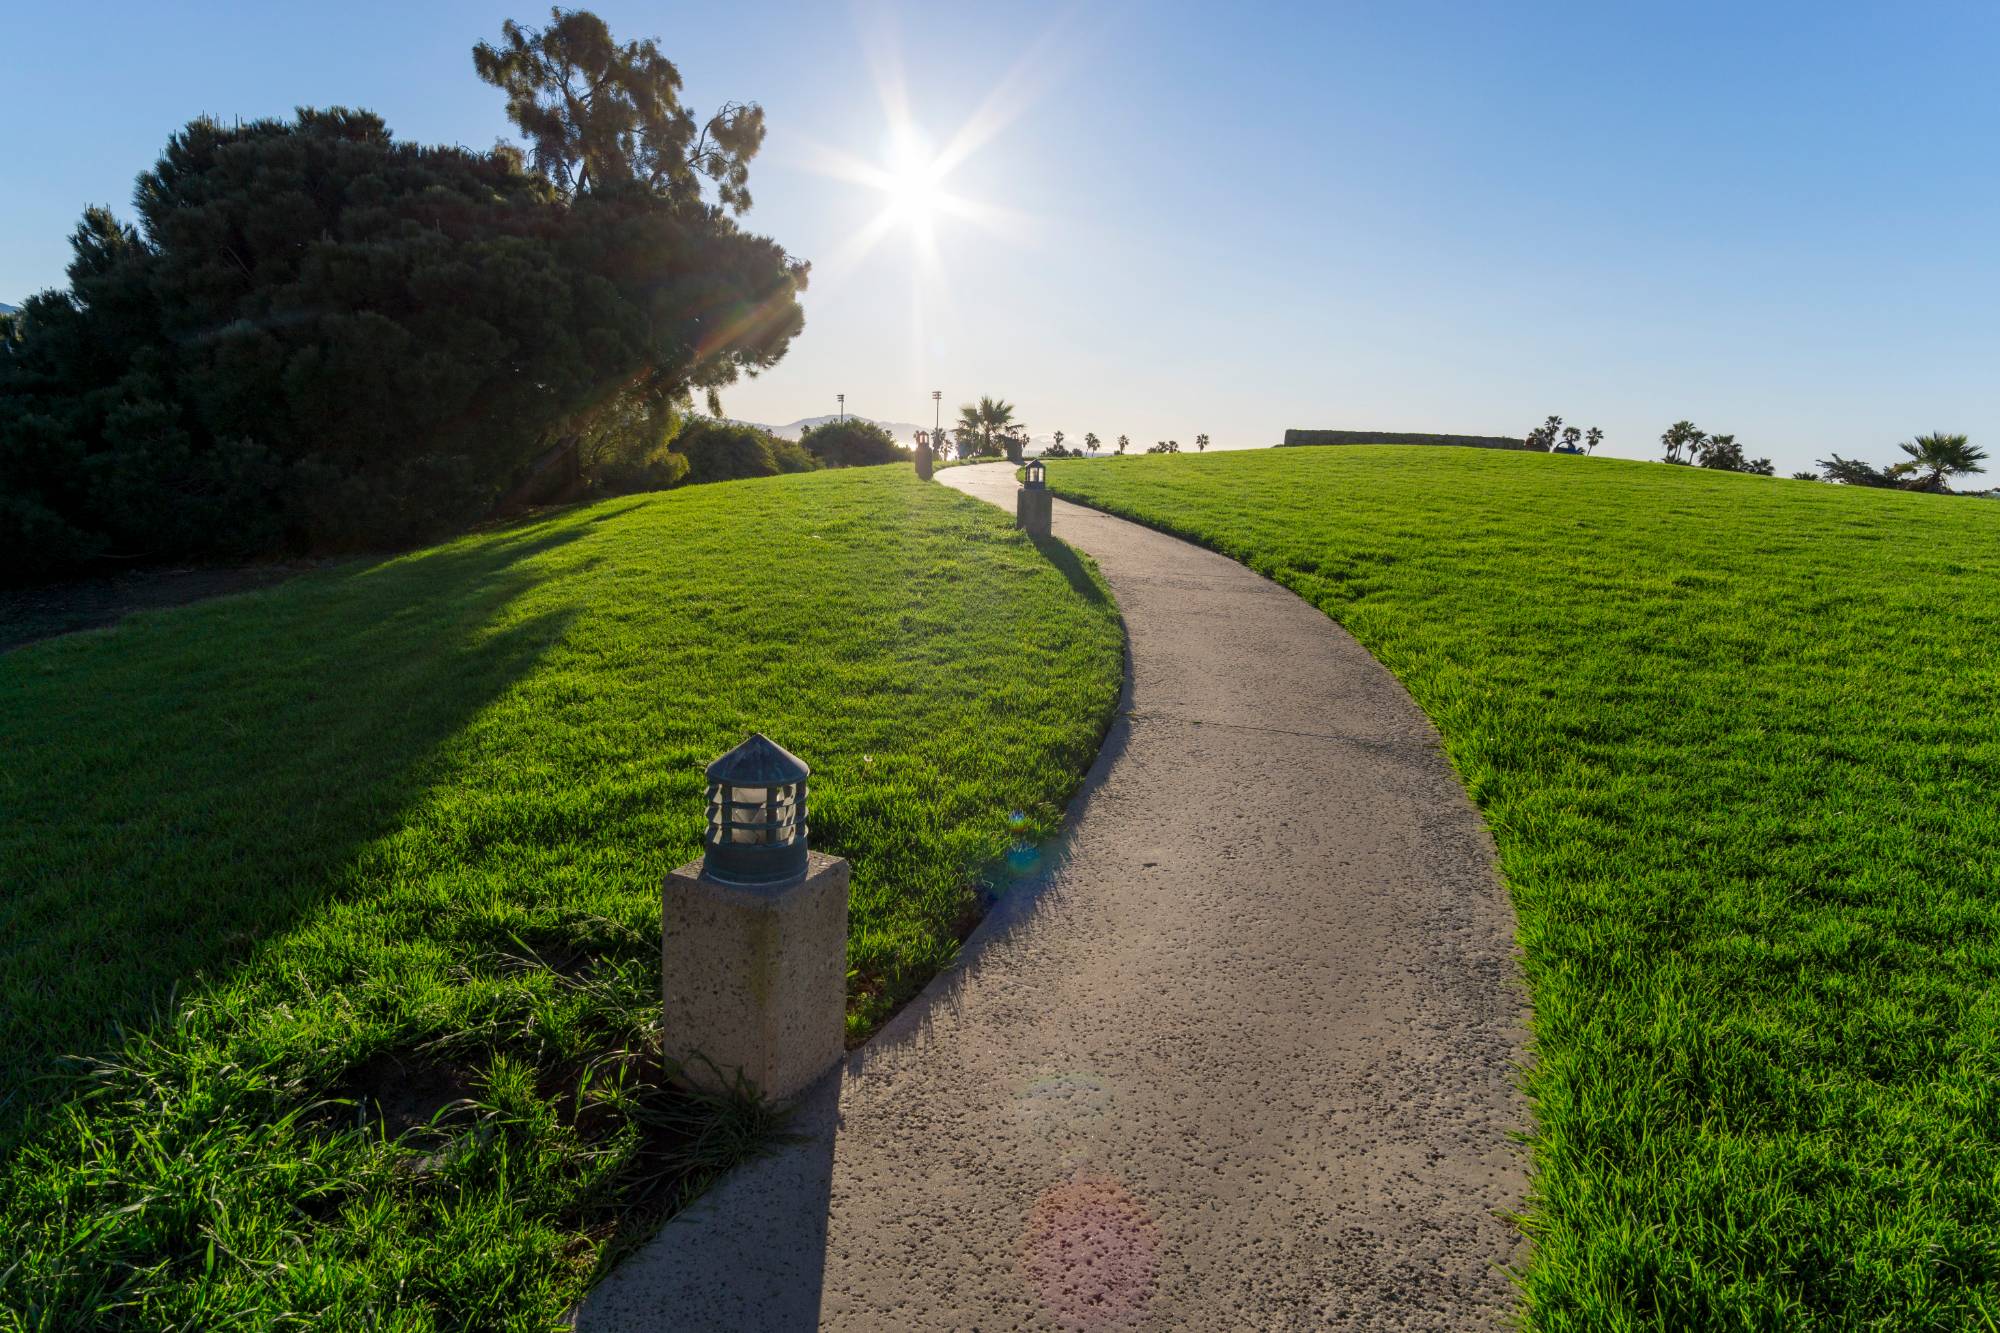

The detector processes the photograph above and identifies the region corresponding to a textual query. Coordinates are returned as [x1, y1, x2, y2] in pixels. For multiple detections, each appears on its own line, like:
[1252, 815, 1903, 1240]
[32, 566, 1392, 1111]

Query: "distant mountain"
[0, 303, 17, 315]
[774, 415, 931, 445]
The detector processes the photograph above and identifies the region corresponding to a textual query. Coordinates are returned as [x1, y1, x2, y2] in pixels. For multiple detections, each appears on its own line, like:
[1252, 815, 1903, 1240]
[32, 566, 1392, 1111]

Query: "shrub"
[672, 419, 798, 484]
[799, 419, 905, 468]
[769, 436, 819, 474]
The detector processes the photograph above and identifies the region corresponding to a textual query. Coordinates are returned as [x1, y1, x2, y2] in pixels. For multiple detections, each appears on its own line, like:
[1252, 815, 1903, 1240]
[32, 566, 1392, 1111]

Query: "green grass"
[1046, 448, 2000, 1331]
[0, 466, 1122, 1330]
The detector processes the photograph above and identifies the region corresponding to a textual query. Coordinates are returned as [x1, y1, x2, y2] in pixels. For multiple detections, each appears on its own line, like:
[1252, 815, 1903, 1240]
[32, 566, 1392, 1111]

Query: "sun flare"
[882, 142, 945, 227]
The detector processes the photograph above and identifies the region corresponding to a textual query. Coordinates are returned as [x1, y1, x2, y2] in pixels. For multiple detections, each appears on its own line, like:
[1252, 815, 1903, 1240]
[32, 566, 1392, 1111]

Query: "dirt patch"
[341, 1051, 479, 1139]
[1, 562, 321, 652]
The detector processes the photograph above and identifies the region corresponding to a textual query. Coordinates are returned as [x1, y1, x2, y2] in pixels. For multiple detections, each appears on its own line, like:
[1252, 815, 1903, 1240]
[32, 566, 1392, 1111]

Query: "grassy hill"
[1045, 448, 2000, 1330]
[0, 467, 1122, 1327]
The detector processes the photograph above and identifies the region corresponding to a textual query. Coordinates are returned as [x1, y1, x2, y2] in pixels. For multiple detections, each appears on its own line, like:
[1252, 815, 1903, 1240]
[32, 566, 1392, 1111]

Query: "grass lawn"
[1046, 447, 2000, 1331]
[0, 466, 1122, 1330]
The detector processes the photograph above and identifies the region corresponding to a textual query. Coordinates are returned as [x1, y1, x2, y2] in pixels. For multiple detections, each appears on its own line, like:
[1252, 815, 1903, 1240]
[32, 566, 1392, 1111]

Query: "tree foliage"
[671, 419, 812, 484]
[954, 395, 1017, 458]
[798, 418, 905, 468]
[1816, 454, 1900, 488]
[1816, 435, 1987, 493]
[1895, 432, 1987, 492]
[1, 56, 804, 579]
[474, 7, 764, 211]
[1660, 420, 1703, 465]
[1657, 421, 1772, 475]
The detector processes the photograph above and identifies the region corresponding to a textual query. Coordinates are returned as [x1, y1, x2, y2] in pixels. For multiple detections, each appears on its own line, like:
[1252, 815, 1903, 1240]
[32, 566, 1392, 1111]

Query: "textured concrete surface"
[578, 463, 1529, 1331]
[662, 852, 850, 1103]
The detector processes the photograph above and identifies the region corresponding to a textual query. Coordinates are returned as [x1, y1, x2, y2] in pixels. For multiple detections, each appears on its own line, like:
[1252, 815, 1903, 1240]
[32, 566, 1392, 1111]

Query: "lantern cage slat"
[702, 733, 811, 883]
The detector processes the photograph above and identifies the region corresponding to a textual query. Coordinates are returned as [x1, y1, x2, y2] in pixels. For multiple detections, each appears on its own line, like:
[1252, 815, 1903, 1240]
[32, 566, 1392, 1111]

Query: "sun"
[791, 29, 1056, 290]
[883, 157, 943, 226]
[878, 130, 947, 228]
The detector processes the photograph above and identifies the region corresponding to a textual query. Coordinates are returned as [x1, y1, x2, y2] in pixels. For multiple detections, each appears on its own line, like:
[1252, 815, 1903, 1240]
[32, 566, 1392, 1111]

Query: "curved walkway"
[580, 463, 1528, 1330]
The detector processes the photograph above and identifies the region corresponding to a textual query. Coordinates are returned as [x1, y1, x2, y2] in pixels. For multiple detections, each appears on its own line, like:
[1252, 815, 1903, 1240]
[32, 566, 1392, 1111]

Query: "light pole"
[837, 393, 845, 422]
[931, 389, 941, 439]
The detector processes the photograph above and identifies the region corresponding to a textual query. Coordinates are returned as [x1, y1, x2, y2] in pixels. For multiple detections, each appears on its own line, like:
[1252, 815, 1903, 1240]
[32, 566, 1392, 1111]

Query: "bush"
[798, 419, 905, 468]
[672, 419, 799, 484]
[0, 108, 805, 581]
[768, 436, 819, 474]
[594, 439, 690, 494]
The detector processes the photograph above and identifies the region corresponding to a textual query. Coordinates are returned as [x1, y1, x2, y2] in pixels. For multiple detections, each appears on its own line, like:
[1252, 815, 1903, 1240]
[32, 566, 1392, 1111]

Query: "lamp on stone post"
[661, 734, 849, 1101]
[914, 428, 934, 482]
[1017, 457, 1052, 537]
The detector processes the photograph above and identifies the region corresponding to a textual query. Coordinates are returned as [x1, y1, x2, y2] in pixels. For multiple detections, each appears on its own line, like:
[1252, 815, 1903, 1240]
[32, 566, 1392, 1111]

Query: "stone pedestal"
[662, 851, 849, 1102]
[914, 445, 933, 481]
[1016, 486, 1052, 537]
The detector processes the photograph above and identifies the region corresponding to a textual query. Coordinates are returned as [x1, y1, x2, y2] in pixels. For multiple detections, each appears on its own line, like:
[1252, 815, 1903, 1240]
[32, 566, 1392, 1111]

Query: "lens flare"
[1020, 1172, 1160, 1327]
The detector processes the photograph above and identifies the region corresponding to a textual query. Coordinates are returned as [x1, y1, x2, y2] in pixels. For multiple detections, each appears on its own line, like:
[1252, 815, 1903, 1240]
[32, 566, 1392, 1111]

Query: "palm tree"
[1115, 434, 1129, 455]
[1051, 430, 1065, 456]
[1585, 426, 1603, 455]
[955, 396, 1018, 457]
[955, 404, 983, 457]
[1195, 433, 1210, 452]
[1083, 432, 1100, 455]
[1896, 432, 1987, 492]
[1660, 420, 1703, 465]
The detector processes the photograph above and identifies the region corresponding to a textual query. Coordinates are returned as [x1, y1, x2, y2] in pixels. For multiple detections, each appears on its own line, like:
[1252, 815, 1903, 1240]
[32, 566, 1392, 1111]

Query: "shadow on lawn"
[1028, 531, 1109, 606]
[0, 516, 588, 1123]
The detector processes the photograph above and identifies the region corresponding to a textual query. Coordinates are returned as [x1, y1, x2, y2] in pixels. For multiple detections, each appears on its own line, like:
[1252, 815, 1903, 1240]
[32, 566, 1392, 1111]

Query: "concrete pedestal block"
[662, 851, 849, 1102]
[1016, 486, 1052, 536]
[915, 447, 933, 481]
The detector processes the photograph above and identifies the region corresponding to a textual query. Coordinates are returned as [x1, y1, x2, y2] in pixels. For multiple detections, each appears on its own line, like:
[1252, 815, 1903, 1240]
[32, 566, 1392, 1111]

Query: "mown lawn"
[1047, 447, 2000, 1331]
[0, 466, 1122, 1330]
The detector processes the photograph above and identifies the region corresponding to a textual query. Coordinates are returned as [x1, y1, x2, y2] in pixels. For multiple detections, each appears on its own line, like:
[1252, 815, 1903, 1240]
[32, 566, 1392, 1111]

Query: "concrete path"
[579, 463, 1528, 1331]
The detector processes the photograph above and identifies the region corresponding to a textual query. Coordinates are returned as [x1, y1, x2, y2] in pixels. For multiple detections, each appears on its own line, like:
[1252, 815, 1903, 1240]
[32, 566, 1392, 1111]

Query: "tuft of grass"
[1047, 447, 2000, 1331]
[0, 466, 1122, 1329]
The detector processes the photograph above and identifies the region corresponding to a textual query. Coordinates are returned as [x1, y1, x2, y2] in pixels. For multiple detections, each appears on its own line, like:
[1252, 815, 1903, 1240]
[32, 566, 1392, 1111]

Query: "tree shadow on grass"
[0, 519, 589, 1124]
[1028, 531, 1109, 606]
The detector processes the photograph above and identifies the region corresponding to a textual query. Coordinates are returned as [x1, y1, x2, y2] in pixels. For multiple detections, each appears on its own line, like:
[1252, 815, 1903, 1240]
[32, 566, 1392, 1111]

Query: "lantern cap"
[706, 732, 810, 786]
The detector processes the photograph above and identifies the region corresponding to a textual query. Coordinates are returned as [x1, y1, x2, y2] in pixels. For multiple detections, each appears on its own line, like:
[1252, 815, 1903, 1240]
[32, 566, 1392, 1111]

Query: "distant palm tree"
[1585, 426, 1603, 455]
[1051, 430, 1065, 456]
[955, 395, 1019, 458]
[1083, 432, 1101, 455]
[1896, 432, 1987, 492]
[1195, 433, 1210, 452]
[955, 404, 983, 457]
[1116, 434, 1130, 455]
[1660, 420, 1703, 465]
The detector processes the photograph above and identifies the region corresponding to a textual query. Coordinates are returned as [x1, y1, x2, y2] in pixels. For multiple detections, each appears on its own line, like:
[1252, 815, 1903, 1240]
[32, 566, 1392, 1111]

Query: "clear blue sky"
[9, 1, 1998, 474]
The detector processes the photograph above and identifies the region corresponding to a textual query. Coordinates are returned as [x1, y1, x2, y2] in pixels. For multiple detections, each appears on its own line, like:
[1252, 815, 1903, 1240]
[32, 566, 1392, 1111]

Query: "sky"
[7, 1, 1999, 476]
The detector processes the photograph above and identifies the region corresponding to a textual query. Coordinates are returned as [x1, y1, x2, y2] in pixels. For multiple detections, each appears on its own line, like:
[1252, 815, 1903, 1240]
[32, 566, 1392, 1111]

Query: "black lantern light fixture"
[704, 733, 810, 884]
[1024, 458, 1046, 489]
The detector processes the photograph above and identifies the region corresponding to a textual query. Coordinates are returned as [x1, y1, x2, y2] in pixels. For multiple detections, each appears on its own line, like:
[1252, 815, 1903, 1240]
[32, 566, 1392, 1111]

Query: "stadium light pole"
[837, 393, 845, 422]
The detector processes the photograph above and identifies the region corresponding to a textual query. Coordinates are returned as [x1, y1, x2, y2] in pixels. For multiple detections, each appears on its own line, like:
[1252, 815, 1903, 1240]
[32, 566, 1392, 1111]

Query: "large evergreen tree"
[1, 16, 805, 581]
